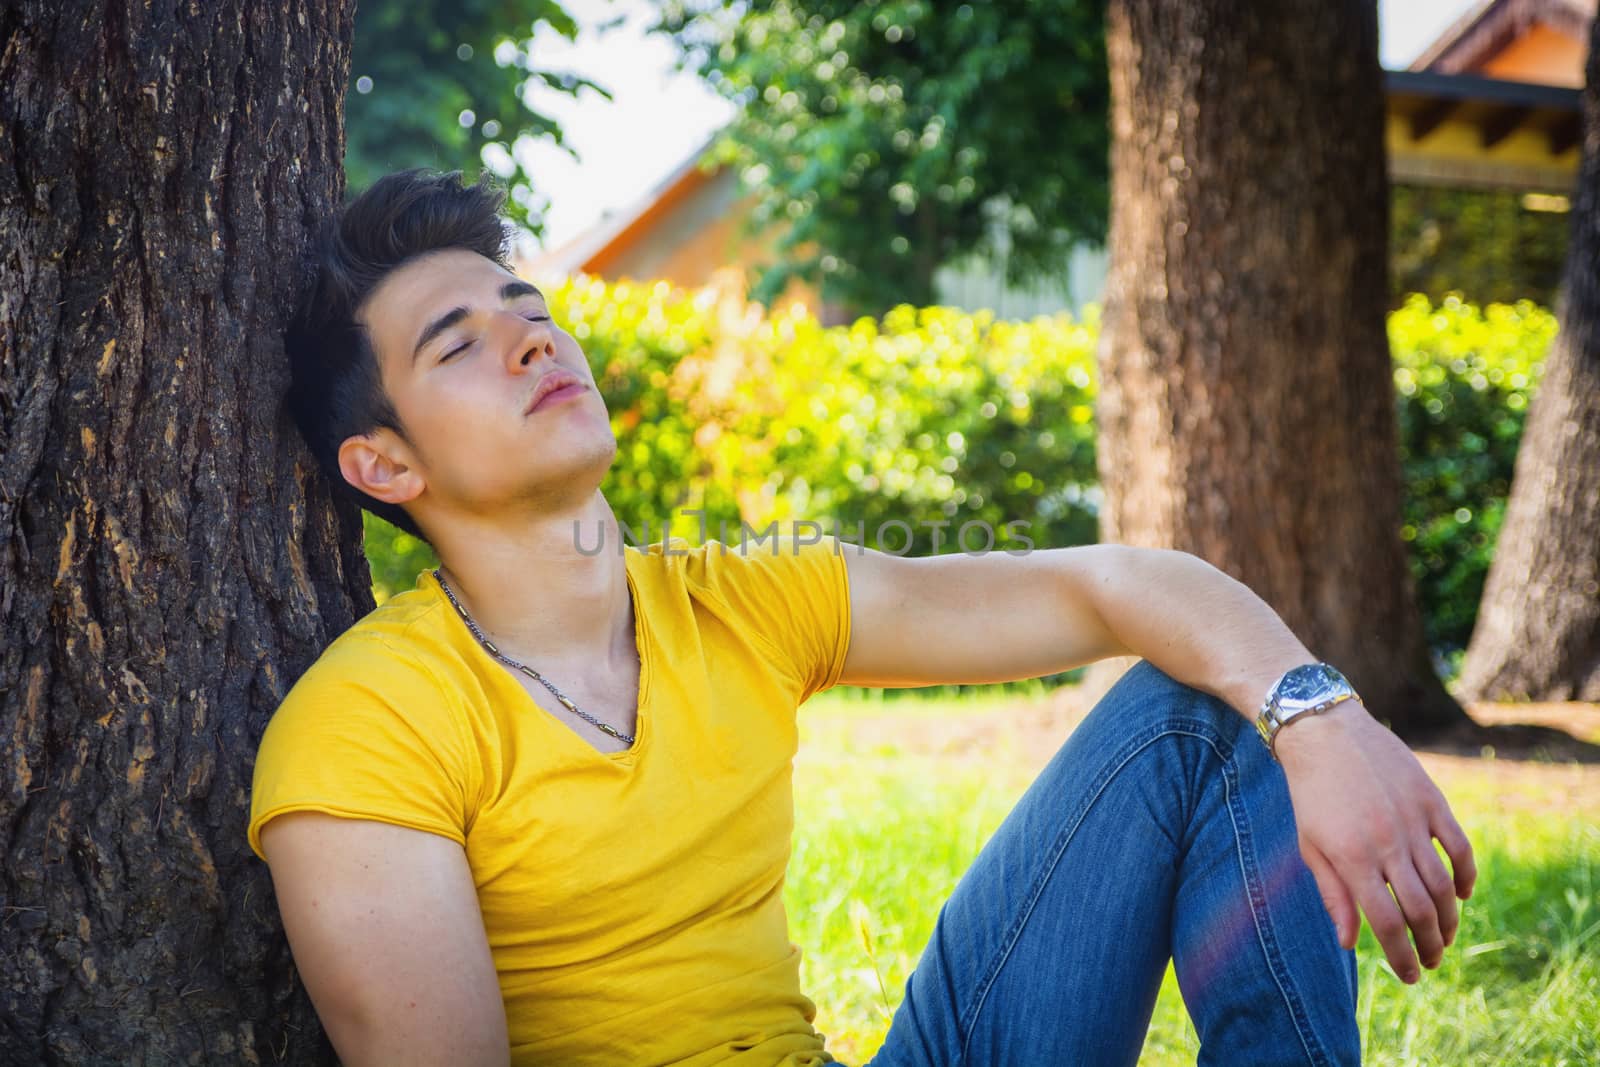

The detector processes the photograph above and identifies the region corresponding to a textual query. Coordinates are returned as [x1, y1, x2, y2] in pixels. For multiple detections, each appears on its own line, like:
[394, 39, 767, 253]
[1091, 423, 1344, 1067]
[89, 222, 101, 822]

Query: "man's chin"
[522, 446, 617, 508]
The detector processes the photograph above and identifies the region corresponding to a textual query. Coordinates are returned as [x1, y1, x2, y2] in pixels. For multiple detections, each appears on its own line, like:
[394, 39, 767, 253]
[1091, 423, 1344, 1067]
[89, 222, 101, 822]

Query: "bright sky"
[518, 0, 1484, 251]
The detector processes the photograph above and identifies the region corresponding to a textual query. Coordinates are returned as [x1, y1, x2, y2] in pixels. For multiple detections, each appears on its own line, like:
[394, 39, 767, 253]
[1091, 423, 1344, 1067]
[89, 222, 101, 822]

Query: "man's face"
[354, 248, 616, 522]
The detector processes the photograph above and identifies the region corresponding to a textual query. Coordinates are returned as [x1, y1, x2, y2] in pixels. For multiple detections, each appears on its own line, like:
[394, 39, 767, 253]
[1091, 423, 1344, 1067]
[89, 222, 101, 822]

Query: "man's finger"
[1430, 799, 1477, 900]
[1415, 838, 1459, 948]
[1353, 875, 1420, 982]
[1301, 840, 1358, 950]
[1388, 862, 1445, 970]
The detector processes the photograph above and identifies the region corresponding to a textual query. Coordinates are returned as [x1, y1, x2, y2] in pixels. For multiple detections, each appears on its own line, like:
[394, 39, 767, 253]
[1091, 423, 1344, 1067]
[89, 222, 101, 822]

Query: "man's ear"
[337, 430, 424, 506]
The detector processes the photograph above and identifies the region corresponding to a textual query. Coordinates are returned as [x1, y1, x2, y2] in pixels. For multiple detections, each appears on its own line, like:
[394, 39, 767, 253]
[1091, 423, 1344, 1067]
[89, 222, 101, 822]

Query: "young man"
[250, 169, 1475, 1067]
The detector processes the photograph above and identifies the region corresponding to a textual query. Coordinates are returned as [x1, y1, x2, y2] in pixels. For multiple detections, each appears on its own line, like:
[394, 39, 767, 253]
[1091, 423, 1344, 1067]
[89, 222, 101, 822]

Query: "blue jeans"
[858, 661, 1360, 1067]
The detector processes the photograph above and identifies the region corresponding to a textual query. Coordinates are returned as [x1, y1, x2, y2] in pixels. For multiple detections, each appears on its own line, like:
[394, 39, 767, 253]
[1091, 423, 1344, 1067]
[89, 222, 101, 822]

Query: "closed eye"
[439, 313, 552, 363]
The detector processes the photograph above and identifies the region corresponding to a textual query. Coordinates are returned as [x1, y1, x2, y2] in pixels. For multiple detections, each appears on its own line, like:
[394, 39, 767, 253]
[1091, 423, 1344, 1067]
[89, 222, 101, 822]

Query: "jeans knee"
[1097, 659, 1245, 746]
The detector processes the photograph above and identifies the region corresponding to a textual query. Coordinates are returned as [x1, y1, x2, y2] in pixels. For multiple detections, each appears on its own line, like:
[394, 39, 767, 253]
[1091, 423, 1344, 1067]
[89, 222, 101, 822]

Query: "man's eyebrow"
[411, 281, 546, 363]
[500, 281, 543, 303]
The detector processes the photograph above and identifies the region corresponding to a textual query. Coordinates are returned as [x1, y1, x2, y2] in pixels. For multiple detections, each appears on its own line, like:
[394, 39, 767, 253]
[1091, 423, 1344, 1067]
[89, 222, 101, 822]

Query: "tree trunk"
[1, 4, 365, 1063]
[1094, 0, 1463, 735]
[1459, 18, 1600, 703]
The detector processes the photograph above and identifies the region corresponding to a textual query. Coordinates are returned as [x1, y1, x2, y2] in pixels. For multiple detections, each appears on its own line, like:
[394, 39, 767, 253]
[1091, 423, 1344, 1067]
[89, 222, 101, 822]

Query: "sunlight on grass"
[786, 762, 1021, 1059]
[788, 691, 1599, 1066]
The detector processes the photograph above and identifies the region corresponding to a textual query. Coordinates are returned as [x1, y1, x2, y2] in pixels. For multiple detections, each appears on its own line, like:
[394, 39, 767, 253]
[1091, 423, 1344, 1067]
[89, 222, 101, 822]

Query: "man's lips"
[525, 369, 587, 414]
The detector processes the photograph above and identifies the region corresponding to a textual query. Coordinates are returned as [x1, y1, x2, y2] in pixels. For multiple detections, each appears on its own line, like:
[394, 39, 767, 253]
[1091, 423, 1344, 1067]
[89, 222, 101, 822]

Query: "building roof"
[1386, 70, 1580, 190]
[521, 135, 724, 280]
[1409, 0, 1595, 74]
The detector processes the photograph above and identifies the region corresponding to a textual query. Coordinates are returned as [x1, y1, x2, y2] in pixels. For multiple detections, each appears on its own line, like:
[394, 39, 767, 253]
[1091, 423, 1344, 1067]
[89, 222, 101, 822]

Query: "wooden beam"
[1389, 152, 1576, 194]
[1409, 98, 1458, 142]
[1480, 105, 1531, 150]
[1549, 112, 1582, 156]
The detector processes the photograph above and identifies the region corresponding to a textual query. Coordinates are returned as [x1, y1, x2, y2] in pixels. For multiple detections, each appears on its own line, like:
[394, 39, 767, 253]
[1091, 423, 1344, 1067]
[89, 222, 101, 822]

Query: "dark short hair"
[285, 168, 514, 540]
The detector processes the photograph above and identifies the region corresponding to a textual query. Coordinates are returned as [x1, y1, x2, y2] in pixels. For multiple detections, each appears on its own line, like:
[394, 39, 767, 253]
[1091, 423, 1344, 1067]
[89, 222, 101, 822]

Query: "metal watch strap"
[1255, 663, 1358, 760]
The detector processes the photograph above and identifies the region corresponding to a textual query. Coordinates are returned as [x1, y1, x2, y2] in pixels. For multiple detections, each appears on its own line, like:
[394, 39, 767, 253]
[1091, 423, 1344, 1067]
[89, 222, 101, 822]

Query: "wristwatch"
[1255, 662, 1359, 759]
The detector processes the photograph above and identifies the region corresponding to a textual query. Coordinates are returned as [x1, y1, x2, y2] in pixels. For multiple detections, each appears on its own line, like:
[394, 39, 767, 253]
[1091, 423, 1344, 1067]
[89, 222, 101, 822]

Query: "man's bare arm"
[837, 543, 1476, 984]
[837, 543, 1309, 708]
[259, 813, 510, 1066]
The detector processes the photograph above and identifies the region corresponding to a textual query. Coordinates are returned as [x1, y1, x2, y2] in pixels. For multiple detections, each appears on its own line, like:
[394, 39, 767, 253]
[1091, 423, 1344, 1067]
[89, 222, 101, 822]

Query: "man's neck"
[427, 491, 634, 675]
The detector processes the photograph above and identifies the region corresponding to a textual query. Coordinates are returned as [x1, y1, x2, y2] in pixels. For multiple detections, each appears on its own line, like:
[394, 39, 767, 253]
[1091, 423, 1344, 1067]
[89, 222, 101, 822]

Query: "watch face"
[1277, 664, 1342, 707]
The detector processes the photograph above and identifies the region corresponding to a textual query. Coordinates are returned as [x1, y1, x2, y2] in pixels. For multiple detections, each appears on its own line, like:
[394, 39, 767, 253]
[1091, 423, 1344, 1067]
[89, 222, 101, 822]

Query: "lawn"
[786, 686, 1600, 1066]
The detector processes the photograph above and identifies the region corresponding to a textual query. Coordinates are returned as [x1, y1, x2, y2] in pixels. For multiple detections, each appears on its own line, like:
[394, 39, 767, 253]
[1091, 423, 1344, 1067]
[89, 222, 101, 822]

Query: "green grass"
[787, 691, 1600, 1066]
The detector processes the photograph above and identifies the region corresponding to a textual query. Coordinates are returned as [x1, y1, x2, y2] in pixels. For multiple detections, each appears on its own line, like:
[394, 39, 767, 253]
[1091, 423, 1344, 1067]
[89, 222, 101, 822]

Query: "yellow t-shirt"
[248, 536, 853, 1066]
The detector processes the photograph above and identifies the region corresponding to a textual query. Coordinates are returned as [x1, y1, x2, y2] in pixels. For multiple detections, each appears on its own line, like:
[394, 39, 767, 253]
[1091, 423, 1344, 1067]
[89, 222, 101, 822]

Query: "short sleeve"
[247, 634, 479, 862]
[693, 534, 854, 702]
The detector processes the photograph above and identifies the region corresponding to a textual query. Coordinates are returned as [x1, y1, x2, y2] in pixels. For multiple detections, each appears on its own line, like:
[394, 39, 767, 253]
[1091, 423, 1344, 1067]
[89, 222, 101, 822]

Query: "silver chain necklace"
[433, 568, 636, 744]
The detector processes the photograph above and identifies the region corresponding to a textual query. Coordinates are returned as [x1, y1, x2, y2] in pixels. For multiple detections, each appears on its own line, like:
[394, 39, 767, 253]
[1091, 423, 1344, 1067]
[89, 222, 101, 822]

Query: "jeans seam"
[1220, 753, 1337, 1066]
[954, 718, 1222, 1064]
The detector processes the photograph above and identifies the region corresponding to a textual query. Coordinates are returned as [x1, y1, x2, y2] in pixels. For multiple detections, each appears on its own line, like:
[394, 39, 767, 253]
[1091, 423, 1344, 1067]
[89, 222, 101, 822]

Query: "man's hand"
[1274, 703, 1477, 982]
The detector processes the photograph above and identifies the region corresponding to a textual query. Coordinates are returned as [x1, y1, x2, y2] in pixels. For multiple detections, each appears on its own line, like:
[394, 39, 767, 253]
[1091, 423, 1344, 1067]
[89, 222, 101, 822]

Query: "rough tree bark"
[2, 4, 366, 1063]
[1460, 17, 1600, 703]
[1094, 0, 1464, 734]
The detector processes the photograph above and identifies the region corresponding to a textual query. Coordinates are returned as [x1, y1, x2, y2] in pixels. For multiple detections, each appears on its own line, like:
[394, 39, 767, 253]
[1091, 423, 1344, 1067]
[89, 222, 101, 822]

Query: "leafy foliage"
[751, 303, 1101, 555]
[1391, 185, 1570, 309]
[361, 280, 1554, 659]
[655, 0, 1108, 315]
[364, 512, 440, 604]
[566, 278, 1102, 557]
[346, 0, 604, 233]
[1390, 294, 1555, 655]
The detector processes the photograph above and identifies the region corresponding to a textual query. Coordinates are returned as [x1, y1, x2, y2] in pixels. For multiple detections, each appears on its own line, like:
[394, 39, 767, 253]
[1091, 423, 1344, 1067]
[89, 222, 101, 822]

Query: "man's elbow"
[325, 1004, 511, 1067]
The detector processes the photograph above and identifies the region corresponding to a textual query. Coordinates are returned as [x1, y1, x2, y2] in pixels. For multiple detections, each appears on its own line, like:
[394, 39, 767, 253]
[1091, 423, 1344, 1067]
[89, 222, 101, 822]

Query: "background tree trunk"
[1, 4, 365, 1062]
[1459, 19, 1600, 703]
[1094, 0, 1463, 735]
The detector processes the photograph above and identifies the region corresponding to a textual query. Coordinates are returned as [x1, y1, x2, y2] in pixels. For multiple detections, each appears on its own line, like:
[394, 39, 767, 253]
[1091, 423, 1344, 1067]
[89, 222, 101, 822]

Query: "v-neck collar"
[424, 547, 653, 764]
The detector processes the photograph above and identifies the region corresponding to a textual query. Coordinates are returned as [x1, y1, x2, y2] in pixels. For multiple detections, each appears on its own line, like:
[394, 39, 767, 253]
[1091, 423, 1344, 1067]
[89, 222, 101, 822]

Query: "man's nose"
[504, 313, 556, 370]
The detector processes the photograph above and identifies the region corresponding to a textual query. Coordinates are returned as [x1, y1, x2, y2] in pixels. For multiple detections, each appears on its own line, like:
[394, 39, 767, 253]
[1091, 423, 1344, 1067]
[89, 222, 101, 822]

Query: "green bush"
[359, 281, 1554, 657]
[1390, 184, 1569, 309]
[1390, 294, 1555, 654]
[363, 511, 438, 603]
[719, 301, 1101, 556]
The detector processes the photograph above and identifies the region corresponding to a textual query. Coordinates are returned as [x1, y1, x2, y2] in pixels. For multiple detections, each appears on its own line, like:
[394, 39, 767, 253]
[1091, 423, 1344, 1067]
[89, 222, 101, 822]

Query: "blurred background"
[353, 0, 1576, 685]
